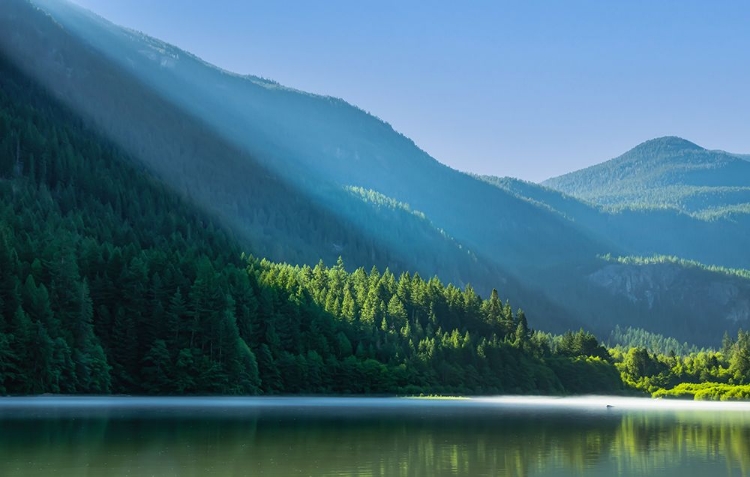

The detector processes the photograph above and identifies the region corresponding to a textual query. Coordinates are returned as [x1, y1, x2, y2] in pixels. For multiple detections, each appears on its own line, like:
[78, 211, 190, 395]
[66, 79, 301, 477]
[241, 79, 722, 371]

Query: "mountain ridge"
[2, 0, 592, 333]
[542, 136, 750, 213]
[1, 50, 625, 396]
[2, 0, 749, 347]
[14, 0, 616, 273]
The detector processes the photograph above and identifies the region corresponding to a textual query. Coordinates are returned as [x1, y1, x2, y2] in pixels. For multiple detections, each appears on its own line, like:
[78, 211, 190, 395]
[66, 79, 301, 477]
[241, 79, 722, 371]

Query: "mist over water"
[5, 395, 750, 416]
[2, 396, 750, 476]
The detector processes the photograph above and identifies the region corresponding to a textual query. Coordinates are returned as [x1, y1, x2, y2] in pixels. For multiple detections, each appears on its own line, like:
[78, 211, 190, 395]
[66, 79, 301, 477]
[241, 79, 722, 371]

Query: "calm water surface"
[1, 396, 750, 476]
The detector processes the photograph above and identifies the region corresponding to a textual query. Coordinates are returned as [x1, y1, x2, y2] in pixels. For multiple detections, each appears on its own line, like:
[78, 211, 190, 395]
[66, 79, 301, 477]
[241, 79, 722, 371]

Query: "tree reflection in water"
[1, 400, 749, 476]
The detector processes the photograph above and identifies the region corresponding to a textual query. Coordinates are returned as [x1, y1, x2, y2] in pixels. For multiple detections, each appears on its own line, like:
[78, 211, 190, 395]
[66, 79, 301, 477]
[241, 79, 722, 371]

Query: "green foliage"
[554, 329, 610, 360]
[346, 186, 428, 221]
[653, 383, 750, 401]
[608, 325, 704, 356]
[0, 50, 624, 396]
[245, 257, 623, 395]
[543, 136, 750, 216]
[9, 0, 750, 368]
[0, 52, 270, 395]
[729, 330, 750, 383]
[603, 254, 750, 281]
[1, 0, 616, 340]
[608, 328, 750, 398]
[3, 2, 749, 398]
[546, 356, 623, 394]
[480, 175, 750, 347]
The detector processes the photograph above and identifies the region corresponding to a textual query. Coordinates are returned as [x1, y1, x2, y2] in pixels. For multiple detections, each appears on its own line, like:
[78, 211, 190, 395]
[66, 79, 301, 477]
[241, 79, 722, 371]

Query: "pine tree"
[142, 339, 172, 394]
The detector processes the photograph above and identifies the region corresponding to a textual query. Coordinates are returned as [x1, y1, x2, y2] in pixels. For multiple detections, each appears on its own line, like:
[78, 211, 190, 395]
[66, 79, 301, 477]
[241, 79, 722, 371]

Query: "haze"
[68, 0, 750, 182]
[69, 0, 750, 181]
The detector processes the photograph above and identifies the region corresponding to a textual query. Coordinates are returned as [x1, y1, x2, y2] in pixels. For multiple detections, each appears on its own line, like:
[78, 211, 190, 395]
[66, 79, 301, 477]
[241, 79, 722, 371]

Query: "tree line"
[0, 52, 622, 396]
[2, 50, 750, 398]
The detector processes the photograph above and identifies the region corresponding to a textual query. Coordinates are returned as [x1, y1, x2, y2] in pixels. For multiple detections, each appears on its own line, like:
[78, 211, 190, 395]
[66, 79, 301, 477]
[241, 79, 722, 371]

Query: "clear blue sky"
[70, 0, 750, 182]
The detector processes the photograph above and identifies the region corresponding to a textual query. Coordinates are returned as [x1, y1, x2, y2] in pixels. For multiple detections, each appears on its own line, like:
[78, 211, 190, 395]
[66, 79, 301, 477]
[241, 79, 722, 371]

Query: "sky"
[69, 0, 750, 182]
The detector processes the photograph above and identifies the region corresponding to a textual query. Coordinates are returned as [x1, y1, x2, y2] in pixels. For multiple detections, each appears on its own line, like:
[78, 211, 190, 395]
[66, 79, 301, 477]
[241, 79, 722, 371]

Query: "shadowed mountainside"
[1, 0, 749, 347]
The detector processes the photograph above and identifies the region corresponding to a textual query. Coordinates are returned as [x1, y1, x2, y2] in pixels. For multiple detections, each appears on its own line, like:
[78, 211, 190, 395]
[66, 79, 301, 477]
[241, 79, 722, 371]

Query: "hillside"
[0, 0, 607, 333]
[0, 52, 624, 395]
[485, 176, 750, 270]
[588, 256, 750, 345]
[543, 136, 750, 215]
[477, 176, 602, 225]
[2, 0, 749, 348]
[0, 0, 548, 303]
[478, 178, 750, 345]
[22, 0, 611, 272]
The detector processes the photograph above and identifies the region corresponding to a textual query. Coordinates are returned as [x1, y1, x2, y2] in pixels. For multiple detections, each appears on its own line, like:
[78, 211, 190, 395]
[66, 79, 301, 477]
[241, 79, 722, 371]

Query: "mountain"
[588, 257, 750, 345]
[2, 0, 749, 348]
[27, 0, 614, 270]
[538, 137, 750, 271]
[0, 50, 631, 396]
[0, 0, 606, 331]
[478, 177, 750, 345]
[0, 0, 500, 283]
[484, 174, 750, 270]
[477, 176, 602, 227]
[543, 136, 750, 215]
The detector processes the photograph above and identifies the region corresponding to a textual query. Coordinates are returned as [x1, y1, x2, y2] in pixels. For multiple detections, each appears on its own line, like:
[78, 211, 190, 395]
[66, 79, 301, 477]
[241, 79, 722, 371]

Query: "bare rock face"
[589, 263, 750, 325]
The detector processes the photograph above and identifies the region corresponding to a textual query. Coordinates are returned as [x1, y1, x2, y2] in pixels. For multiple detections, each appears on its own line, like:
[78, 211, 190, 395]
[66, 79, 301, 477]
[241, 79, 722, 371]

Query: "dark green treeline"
[249, 258, 623, 394]
[0, 53, 623, 396]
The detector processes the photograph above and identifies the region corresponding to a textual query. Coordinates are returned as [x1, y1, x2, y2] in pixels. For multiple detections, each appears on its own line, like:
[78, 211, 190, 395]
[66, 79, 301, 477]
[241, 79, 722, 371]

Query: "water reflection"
[0, 397, 749, 476]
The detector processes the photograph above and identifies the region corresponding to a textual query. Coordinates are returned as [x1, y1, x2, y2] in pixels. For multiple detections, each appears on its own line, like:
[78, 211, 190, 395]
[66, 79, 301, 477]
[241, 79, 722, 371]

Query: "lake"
[1, 396, 749, 476]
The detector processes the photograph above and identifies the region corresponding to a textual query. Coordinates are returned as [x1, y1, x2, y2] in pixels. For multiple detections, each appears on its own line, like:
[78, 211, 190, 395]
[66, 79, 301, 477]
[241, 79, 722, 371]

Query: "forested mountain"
[29, 0, 608, 272]
[539, 135, 750, 285]
[0, 53, 622, 395]
[543, 136, 750, 215]
[477, 176, 750, 345]
[588, 256, 750, 345]
[607, 326, 703, 357]
[1, 0, 749, 353]
[478, 176, 600, 222]
[0, 0, 590, 335]
[13, 0, 607, 275]
[483, 175, 750, 270]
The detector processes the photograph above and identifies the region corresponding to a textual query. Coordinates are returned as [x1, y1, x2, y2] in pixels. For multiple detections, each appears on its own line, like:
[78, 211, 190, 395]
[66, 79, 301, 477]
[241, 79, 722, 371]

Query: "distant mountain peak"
[628, 136, 704, 156]
[543, 133, 750, 212]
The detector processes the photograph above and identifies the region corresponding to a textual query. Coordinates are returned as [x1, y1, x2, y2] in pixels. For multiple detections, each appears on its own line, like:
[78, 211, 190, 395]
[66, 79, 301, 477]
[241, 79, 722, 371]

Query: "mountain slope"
[24, 0, 613, 273]
[589, 256, 750, 345]
[543, 136, 750, 214]
[0, 0, 483, 278]
[477, 177, 750, 346]
[1, 51, 629, 395]
[490, 176, 750, 268]
[3, 0, 749, 347]
[478, 176, 603, 224]
[0, 0, 589, 333]
[537, 137, 750, 270]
